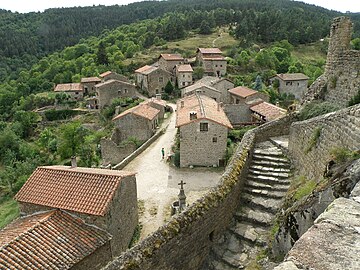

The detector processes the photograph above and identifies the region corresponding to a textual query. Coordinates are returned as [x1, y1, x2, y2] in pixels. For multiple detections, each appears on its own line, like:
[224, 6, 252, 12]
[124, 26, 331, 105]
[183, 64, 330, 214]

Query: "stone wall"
[96, 81, 136, 109]
[146, 69, 174, 97]
[183, 85, 221, 101]
[278, 79, 307, 100]
[101, 138, 136, 166]
[288, 104, 360, 181]
[179, 120, 228, 167]
[73, 242, 112, 270]
[223, 104, 252, 125]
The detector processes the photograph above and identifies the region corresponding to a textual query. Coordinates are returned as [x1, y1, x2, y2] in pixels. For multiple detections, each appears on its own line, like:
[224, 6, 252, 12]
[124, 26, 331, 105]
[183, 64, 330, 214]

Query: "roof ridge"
[196, 93, 206, 117]
[37, 166, 126, 178]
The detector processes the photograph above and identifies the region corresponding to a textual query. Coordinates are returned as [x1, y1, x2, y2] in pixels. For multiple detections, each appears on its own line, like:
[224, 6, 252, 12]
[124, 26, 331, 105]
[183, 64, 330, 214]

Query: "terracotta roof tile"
[80, 77, 101, 83]
[198, 48, 223, 54]
[176, 64, 193, 73]
[143, 98, 167, 108]
[276, 73, 309, 81]
[183, 82, 220, 95]
[159, 54, 184, 61]
[15, 166, 135, 216]
[229, 86, 257, 98]
[250, 101, 286, 121]
[0, 210, 111, 269]
[54, 83, 82, 92]
[95, 79, 135, 88]
[135, 65, 158, 75]
[176, 94, 232, 129]
[99, 71, 113, 78]
[113, 103, 160, 121]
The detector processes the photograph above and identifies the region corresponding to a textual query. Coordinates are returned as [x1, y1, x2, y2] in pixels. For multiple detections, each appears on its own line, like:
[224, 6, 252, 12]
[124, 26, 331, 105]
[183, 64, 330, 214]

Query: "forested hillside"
[2, 0, 359, 81]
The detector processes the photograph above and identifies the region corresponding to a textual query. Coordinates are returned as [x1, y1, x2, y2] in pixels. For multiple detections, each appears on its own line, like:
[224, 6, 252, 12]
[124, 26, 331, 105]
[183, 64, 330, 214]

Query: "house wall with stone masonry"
[304, 17, 360, 107]
[230, 91, 269, 105]
[223, 104, 252, 125]
[183, 86, 221, 101]
[179, 120, 229, 167]
[146, 102, 165, 120]
[114, 113, 158, 143]
[142, 69, 174, 97]
[96, 81, 136, 109]
[158, 58, 183, 73]
[288, 104, 360, 181]
[103, 115, 296, 270]
[82, 82, 99, 95]
[177, 72, 193, 89]
[214, 80, 235, 103]
[278, 79, 308, 100]
[203, 59, 227, 76]
[103, 73, 129, 83]
[72, 242, 112, 270]
[100, 138, 136, 165]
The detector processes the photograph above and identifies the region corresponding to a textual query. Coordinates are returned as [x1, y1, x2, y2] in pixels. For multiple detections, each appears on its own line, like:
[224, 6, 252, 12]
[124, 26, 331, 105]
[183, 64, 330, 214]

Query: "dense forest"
[0, 0, 359, 227]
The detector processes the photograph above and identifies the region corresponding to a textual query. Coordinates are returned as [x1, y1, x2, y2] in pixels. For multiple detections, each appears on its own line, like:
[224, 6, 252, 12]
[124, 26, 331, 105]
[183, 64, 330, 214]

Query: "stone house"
[143, 97, 167, 120]
[196, 48, 227, 77]
[135, 65, 174, 97]
[13, 165, 138, 265]
[271, 73, 309, 100]
[54, 83, 83, 101]
[100, 71, 129, 83]
[176, 93, 233, 167]
[176, 64, 193, 88]
[249, 101, 286, 122]
[158, 54, 184, 73]
[182, 82, 221, 101]
[228, 86, 269, 104]
[95, 79, 137, 109]
[112, 103, 160, 143]
[81, 77, 101, 95]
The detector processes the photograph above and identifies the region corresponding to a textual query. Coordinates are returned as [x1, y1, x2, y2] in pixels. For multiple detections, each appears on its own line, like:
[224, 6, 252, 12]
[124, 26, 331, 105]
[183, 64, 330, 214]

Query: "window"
[220, 65, 223, 67]
[183, 74, 185, 78]
[159, 77, 163, 83]
[124, 89, 128, 93]
[182, 82, 186, 86]
[215, 65, 218, 67]
[213, 137, 217, 143]
[118, 90, 122, 94]
[200, 123, 208, 132]
[75, 92, 79, 95]
[236, 99, 240, 104]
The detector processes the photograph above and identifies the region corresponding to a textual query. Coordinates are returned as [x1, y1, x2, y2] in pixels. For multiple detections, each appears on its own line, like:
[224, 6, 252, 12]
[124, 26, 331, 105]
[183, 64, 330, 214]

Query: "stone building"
[249, 101, 286, 122]
[95, 79, 137, 109]
[143, 97, 167, 120]
[305, 17, 360, 107]
[100, 71, 129, 82]
[176, 93, 233, 167]
[81, 77, 101, 95]
[182, 82, 221, 101]
[112, 103, 160, 143]
[54, 83, 83, 101]
[270, 73, 309, 100]
[176, 64, 193, 88]
[0, 209, 112, 270]
[135, 65, 174, 96]
[158, 54, 184, 73]
[14, 165, 138, 264]
[196, 48, 227, 77]
[228, 86, 269, 104]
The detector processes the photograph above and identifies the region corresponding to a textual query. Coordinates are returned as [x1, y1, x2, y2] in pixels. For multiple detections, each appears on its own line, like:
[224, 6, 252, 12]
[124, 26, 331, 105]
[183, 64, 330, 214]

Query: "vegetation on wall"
[299, 101, 340, 120]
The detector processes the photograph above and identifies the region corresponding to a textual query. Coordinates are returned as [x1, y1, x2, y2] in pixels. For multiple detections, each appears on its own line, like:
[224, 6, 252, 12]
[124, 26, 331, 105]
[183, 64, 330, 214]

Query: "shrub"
[348, 89, 360, 107]
[174, 151, 180, 167]
[330, 147, 360, 163]
[299, 101, 340, 120]
[44, 109, 79, 121]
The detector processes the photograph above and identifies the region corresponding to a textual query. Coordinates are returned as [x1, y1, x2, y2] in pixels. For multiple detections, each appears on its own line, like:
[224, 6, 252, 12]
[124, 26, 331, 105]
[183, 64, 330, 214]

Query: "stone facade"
[158, 54, 184, 73]
[72, 242, 112, 270]
[182, 84, 221, 101]
[179, 120, 229, 167]
[223, 104, 252, 125]
[100, 71, 129, 83]
[100, 137, 137, 166]
[304, 17, 360, 107]
[213, 78, 235, 103]
[288, 104, 360, 181]
[136, 67, 174, 97]
[271, 73, 308, 100]
[176, 64, 193, 89]
[113, 112, 158, 143]
[196, 48, 227, 76]
[81, 78, 101, 95]
[54, 83, 84, 101]
[95, 80, 136, 109]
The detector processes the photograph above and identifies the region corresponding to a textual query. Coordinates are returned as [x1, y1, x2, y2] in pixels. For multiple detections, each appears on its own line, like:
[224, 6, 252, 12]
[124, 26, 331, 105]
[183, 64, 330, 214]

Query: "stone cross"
[178, 180, 186, 190]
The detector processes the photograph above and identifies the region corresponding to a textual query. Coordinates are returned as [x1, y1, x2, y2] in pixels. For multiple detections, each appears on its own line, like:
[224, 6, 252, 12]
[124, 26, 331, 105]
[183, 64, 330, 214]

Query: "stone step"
[252, 160, 290, 168]
[250, 165, 290, 173]
[244, 187, 286, 199]
[252, 154, 289, 164]
[249, 169, 290, 179]
[230, 223, 267, 247]
[247, 174, 290, 186]
[245, 180, 289, 192]
[242, 193, 282, 214]
[235, 206, 274, 227]
[253, 148, 284, 157]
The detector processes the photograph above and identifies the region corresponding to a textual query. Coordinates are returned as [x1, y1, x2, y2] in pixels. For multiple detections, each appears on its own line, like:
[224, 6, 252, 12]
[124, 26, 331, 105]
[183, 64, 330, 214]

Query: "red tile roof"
[135, 65, 157, 75]
[276, 73, 309, 81]
[0, 210, 111, 269]
[250, 101, 286, 121]
[229, 86, 257, 98]
[54, 83, 83, 92]
[99, 71, 113, 78]
[113, 103, 160, 121]
[177, 64, 193, 73]
[159, 54, 184, 61]
[81, 77, 101, 83]
[144, 98, 167, 108]
[15, 166, 135, 216]
[95, 79, 135, 88]
[198, 48, 223, 54]
[176, 93, 232, 129]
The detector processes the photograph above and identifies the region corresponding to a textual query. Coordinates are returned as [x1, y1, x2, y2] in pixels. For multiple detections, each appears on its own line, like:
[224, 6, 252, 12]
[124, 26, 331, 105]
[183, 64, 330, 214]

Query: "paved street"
[124, 105, 223, 239]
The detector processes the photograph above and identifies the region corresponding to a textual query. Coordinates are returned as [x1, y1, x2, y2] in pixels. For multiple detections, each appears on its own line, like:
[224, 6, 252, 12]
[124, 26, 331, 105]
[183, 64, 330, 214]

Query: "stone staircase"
[203, 140, 291, 270]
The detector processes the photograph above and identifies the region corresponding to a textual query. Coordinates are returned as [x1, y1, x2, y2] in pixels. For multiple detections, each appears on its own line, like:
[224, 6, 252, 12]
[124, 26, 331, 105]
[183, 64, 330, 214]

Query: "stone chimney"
[217, 102, 223, 111]
[71, 156, 77, 168]
[189, 111, 197, 120]
[156, 94, 162, 100]
[181, 100, 184, 108]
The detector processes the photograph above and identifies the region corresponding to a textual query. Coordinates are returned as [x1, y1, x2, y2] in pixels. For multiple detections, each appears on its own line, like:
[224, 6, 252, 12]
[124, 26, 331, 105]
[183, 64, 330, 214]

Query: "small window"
[75, 92, 79, 95]
[159, 77, 163, 83]
[124, 89, 128, 93]
[220, 65, 223, 67]
[183, 74, 185, 78]
[213, 137, 217, 143]
[182, 82, 186, 86]
[215, 65, 218, 67]
[236, 99, 240, 104]
[200, 123, 208, 132]
[118, 90, 122, 94]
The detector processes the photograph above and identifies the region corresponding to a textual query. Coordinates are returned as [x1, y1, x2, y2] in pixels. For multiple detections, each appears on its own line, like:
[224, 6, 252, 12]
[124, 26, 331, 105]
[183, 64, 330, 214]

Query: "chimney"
[71, 156, 77, 168]
[181, 100, 184, 108]
[190, 111, 197, 120]
[217, 102, 223, 111]
[275, 102, 280, 107]
[115, 106, 120, 115]
[156, 94, 162, 100]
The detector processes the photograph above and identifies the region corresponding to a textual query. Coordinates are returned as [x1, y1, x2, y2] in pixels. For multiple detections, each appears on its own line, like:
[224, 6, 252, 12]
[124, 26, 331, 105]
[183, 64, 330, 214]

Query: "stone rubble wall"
[288, 104, 360, 181]
[102, 115, 296, 270]
[101, 138, 137, 166]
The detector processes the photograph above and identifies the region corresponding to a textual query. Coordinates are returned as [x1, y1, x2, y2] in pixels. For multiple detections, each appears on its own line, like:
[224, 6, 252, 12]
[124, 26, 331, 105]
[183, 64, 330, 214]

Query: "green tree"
[58, 122, 88, 159]
[96, 41, 109, 65]
[253, 75, 262, 91]
[164, 81, 174, 95]
[199, 20, 212, 35]
[193, 67, 204, 80]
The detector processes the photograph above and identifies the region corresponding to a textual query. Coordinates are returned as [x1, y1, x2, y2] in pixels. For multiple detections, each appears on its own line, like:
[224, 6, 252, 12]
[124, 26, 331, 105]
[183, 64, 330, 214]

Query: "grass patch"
[0, 198, 19, 229]
[128, 223, 143, 248]
[138, 199, 145, 216]
[287, 176, 317, 202]
[304, 126, 322, 154]
[330, 147, 360, 163]
[149, 206, 158, 216]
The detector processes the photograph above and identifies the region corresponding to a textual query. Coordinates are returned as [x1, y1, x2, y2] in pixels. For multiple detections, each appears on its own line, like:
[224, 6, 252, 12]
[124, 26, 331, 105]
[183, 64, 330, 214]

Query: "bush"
[348, 89, 360, 107]
[174, 151, 180, 167]
[228, 126, 256, 142]
[330, 147, 360, 163]
[299, 101, 340, 120]
[44, 109, 79, 121]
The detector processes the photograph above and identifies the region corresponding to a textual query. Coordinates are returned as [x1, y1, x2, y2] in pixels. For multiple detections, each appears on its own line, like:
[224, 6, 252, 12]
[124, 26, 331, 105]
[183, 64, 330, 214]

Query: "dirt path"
[212, 31, 223, 47]
[124, 105, 223, 239]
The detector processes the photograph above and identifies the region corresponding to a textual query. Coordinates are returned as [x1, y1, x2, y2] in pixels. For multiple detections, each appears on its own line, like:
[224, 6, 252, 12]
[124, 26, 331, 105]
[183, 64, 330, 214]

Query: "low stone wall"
[223, 104, 252, 125]
[288, 104, 360, 180]
[101, 139, 136, 165]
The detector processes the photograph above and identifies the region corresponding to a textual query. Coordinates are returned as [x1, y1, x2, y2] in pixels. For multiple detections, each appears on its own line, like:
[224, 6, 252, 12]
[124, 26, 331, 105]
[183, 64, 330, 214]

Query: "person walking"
[161, 147, 165, 159]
